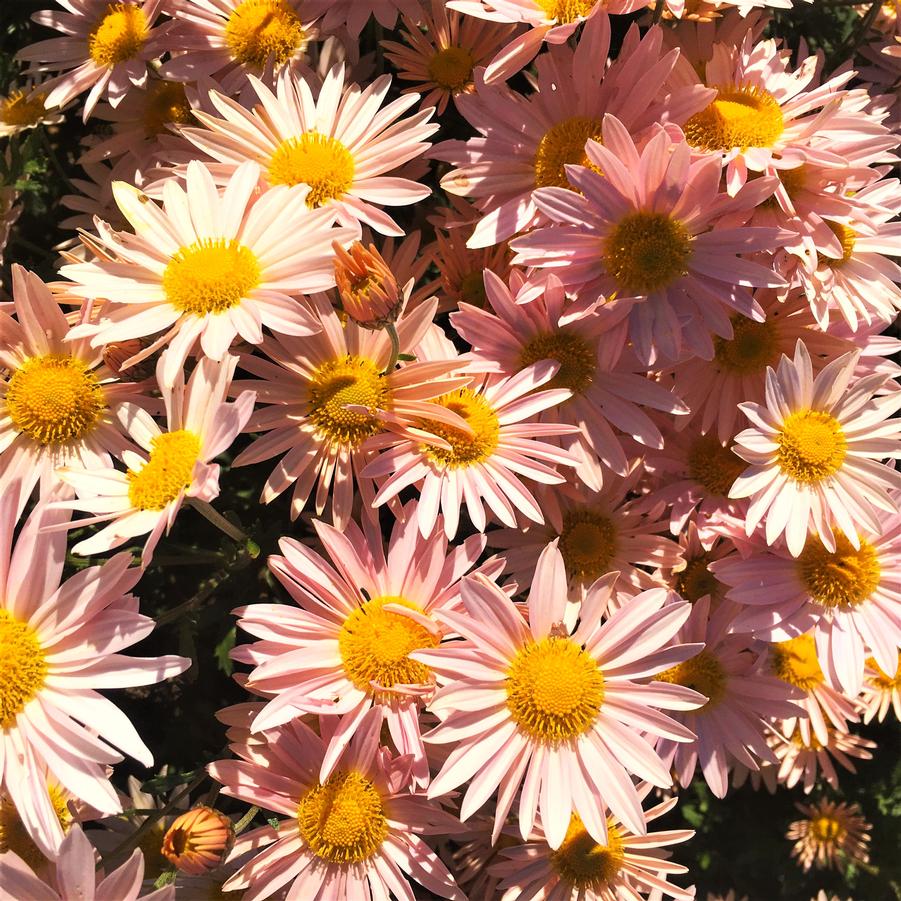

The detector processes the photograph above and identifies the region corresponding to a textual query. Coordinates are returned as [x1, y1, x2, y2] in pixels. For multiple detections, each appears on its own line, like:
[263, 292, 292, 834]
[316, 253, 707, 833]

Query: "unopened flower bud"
[334, 241, 403, 329]
[161, 806, 234, 876]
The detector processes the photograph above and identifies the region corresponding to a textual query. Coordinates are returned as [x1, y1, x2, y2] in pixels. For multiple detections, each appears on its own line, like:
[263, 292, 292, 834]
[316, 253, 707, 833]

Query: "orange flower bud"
[161, 806, 234, 876]
[333, 241, 403, 329]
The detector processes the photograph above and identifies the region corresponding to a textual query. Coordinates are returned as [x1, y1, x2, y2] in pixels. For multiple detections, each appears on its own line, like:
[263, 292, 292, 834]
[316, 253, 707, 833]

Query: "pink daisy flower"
[56, 351, 255, 563]
[769, 724, 875, 794]
[729, 340, 901, 556]
[177, 64, 437, 235]
[208, 709, 465, 901]
[658, 526, 738, 608]
[427, 225, 512, 312]
[308, 0, 423, 36]
[510, 116, 787, 365]
[18, 0, 171, 121]
[415, 542, 704, 848]
[232, 502, 501, 786]
[61, 160, 353, 388]
[0, 496, 188, 859]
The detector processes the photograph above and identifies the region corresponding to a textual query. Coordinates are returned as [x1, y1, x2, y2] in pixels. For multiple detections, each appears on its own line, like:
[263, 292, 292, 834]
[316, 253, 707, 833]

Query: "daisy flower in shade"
[659, 527, 737, 608]
[454, 269, 688, 481]
[653, 596, 803, 797]
[177, 64, 437, 236]
[382, 1, 517, 115]
[770, 724, 875, 794]
[0, 496, 189, 859]
[428, 226, 512, 312]
[61, 160, 353, 388]
[0, 824, 175, 901]
[17, 0, 171, 121]
[787, 798, 871, 872]
[729, 340, 901, 557]
[208, 709, 465, 901]
[415, 542, 705, 848]
[510, 117, 787, 365]
[365, 363, 581, 539]
[57, 351, 255, 563]
[0, 79, 64, 138]
[490, 785, 695, 901]
[860, 653, 901, 723]
[232, 502, 501, 786]
[0, 265, 144, 517]
[308, 0, 424, 36]
[230, 294, 471, 528]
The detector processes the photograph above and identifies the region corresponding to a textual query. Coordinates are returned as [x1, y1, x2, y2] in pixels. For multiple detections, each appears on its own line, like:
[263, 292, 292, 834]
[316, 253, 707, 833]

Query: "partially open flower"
[161, 806, 235, 876]
[334, 241, 404, 329]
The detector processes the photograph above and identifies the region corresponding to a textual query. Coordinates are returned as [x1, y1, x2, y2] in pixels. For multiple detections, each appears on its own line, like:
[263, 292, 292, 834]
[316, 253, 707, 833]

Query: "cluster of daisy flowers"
[0, 0, 900, 898]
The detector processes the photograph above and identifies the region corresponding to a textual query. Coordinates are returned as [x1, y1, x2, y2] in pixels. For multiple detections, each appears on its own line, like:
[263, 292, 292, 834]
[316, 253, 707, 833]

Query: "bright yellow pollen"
[225, 0, 306, 70]
[550, 814, 624, 890]
[142, 81, 194, 137]
[297, 771, 388, 864]
[88, 3, 149, 67]
[518, 330, 596, 394]
[558, 509, 617, 584]
[536, 0, 598, 24]
[822, 221, 856, 269]
[420, 388, 500, 468]
[687, 433, 746, 496]
[534, 116, 603, 189]
[866, 654, 901, 689]
[714, 317, 780, 374]
[0, 610, 47, 728]
[603, 211, 693, 295]
[163, 239, 261, 316]
[127, 430, 201, 511]
[0, 786, 71, 871]
[338, 596, 438, 696]
[797, 532, 880, 609]
[810, 815, 845, 843]
[674, 554, 721, 604]
[770, 635, 824, 692]
[683, 84, 784, 152]
[6, 355, 105, 446]
[427, 46, 475, 92]
[0, 90, 47, 127]
[656, 650, 727, 710]
[267, 133, 355, 207]
[307, 356, 390, 447]
[506, 637, 604, 744]
[776, 410, 846, 484]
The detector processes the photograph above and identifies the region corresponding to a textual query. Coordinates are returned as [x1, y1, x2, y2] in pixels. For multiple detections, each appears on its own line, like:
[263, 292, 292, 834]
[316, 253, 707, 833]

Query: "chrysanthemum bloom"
[308, 0, 423, 36]
[0, 80, 63, 137]
[57, 351, 254, 563]
[0, 497, 189, 858]
[0, 824, 175, 901]
[0, 265, 145, 516]
[382, 0, 517, 114]
[416, 542, 704, 847]
[510, 117, 787, 364]
[453, 270, 687, 482]
[653, 596, 802, 797]
[428, 225, 511, 311]
[18, 0, 171, 120]
[490, 785, 694, 901]
[729, 341, 901, 556]
[787, 798, 871, 872]
[436, 16, 713, 248]
[233, 503, 499, 785]
[231, 294, 471, 527]
[178, 64, 437, 235]
[334, 241, 403, 328]
[770, 724, 875, 794]
[208, 710, 465, 901]
[860, 653, 901, 723]
[62, 160, 354, 387]
[660, 527, 736, 607]
[366, 364, 581, 539]
[161, 806, 235, 875]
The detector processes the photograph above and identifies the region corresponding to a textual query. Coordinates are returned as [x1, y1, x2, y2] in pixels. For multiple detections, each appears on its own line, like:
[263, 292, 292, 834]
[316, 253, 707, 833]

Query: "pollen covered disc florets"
[550, 813, 625, 890]
[558, 508, 617, 584]
[776, 409, 847, 484]
[683, 84, 785, 152]
[421, 388, 501, 468]
[87, 2, 149, 67]
[518, 330, 596, 394]
[797, 532, 880, 609]
[655, 649, 727, 710]
[0, 610, 47, 728]
[533, 116, 604, 189]
[267, 133, 355, 207]
[225, 0, 306, 70]
[127, 429, 202, 510]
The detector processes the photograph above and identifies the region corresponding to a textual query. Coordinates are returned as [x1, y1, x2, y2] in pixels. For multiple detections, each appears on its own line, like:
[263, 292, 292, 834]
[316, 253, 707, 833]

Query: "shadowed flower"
[787, 798, 871, 872]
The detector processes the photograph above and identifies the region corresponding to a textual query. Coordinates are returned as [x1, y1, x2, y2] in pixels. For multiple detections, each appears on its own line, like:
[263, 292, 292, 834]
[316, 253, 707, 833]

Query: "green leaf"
[215, 626, 237, 676]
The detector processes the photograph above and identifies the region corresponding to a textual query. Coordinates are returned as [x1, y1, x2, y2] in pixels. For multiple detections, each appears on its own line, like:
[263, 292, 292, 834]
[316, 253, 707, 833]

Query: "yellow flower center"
[713, 317, 780, 374]
[127, 430, 201, 511]
[163, 239, 261, 316]
[776, 410, 846, 484]
[770, 634, 824, 691]
[6, 355, 105, 446]
[534, 116, 604, 189]
[296, 771, 388, 864]
[506, 637, 604, 744]
[420, 388, 500, 468]
[88, 3, 149, 67]
[518, 330, 596, 394]
[142, 81, 194, 137]
[810, 815, 845, 843]
[797, 532, 880, 609]
[458, 270, 488, 308]
[550, 814, 624, 890]
[0, 610, 47, 728]
[656, 650, 727, 710]
[558, 509, 617, 584]
[267, 133, 355, 207]
[674, 553, 721, 604]
[683, 84, 784, 152]
[307, 355, 390, 447]
[0, 90, 47, 128]
[427, 46, 475, 92]
[866, 654, 901, 690]
[224, 0, 306, 70]
[821, 221, 856, 269]
[536, 0, 598, 23]
[338, 596, 439, 695]
[0, 785, 71, 872]
[603, 211, 693, 295]
[687, 433, 746, 496]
